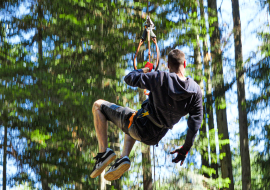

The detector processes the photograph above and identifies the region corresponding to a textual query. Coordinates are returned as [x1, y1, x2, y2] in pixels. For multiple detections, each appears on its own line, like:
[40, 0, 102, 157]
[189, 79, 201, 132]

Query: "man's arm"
[183, 89, 203, 152]
[170, 88, 203, 166]
[124, 68, 159, 91]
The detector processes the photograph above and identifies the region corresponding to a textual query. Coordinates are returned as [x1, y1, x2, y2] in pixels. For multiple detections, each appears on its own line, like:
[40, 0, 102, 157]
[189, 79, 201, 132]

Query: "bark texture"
[208, 0, 234, 189]
[142, 143, 153, 190]
[192, 2, 210, 179]
[231, 0, 251, 189]
[38, 3, 51, 190]
[3, 112, 7, 190]
[199, 0, 219, 179]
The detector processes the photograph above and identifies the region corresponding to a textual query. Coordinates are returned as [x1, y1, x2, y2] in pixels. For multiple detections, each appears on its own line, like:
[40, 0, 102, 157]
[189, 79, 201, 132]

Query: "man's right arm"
[124, 69, 159, 91]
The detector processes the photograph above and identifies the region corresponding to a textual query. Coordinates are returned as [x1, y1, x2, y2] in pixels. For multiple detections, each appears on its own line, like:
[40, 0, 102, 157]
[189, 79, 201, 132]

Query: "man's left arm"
[170, 89, 203, 165]
[183, 90, 203, 152]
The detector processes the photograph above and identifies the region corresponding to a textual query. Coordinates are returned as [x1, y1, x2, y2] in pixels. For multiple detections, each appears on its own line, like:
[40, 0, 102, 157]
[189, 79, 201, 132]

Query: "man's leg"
[90, 99, 116, 178]
[92, 99, 137, 180]
[104, 131, 136, 181]
[121, 134, 136, 157]
[92, 100, 136, 155]
[92, 99, 108, 153]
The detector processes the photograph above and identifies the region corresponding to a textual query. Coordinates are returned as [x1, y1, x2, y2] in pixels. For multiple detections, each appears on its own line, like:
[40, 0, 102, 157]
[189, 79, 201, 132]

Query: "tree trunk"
[192, 3, 210, 178]
[37, 3, 51, 190]
[1, 24, 7, 190]
[199, 0, 219, 178]
[206, 90, 219, 180]
[201, 106, 210, 178]
[231, 0, 251, 189]
[142, 144, 153, 190]
[192, 26, 203, 91]
[38, 0, 43, 61]
[99, 171, 107, 190]
[207, 0, 234, 189]
[40, 149, 50, 190]
[3, 112, 7, 190]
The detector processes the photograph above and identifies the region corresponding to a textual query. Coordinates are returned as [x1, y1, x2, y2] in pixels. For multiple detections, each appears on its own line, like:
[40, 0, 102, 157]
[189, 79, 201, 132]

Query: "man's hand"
[170, 147, 188, 166]
[144, 62, 154, 72]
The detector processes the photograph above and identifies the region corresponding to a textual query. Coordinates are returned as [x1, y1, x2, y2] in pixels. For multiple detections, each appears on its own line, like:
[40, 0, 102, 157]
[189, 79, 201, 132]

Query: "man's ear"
[184, 60, 186, 68]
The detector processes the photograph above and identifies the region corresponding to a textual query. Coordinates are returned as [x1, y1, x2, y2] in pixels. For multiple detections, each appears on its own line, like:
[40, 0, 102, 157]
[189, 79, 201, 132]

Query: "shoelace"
[93, 153, 103, 168]
[108, 158, 120, 171]
[93, 154, 102, 160]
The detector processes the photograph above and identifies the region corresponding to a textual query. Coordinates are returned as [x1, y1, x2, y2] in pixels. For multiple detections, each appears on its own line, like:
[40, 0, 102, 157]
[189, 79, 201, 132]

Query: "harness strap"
[143, 110, 164, 128]
[128, 112, 137, 129]
[128, 110, 164, 129]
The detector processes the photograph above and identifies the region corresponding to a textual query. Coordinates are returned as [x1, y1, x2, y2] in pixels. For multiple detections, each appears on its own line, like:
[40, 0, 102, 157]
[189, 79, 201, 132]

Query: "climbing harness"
[141, 110, 164, 128]
[133, 16, 160, 95]
[128, 112, 137, 129]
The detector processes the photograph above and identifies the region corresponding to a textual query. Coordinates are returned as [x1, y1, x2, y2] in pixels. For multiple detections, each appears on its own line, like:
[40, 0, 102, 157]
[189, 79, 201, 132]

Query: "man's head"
[168, 49, 186, 73]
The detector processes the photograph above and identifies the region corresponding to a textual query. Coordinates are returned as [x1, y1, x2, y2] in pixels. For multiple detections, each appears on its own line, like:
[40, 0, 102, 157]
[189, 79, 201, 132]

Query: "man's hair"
[168, 49, 185, 72]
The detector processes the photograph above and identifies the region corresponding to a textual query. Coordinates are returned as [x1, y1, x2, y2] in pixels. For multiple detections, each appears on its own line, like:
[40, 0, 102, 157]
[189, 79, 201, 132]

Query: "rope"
[147, 2, 156, 189]
[147, 0, 151, 63]
[153, 145, 155, 190]
[147, 0, 149, 15]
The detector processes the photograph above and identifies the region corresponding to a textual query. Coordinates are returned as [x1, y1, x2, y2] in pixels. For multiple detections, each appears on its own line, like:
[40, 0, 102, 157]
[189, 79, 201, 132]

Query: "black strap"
[143, 109, 164, 128]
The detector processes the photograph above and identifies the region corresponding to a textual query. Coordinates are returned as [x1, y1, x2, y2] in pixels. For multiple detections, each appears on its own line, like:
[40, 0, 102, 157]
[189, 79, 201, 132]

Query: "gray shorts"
[100, 101, 142, 141]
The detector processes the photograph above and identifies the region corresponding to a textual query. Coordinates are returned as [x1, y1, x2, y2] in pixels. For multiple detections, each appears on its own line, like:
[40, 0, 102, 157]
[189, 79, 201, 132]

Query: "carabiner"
[133, 16, 160, 96]
[133, 16, 160, 71]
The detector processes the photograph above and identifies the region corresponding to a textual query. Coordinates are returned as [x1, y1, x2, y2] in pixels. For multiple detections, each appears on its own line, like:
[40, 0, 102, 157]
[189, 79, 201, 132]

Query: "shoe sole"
[90, 154, 116, 178]
[104, 162, 130, 181]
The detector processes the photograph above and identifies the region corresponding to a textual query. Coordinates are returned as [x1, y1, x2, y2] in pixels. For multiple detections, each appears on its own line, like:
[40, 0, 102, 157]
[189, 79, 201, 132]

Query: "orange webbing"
[128, 112, 137, 129]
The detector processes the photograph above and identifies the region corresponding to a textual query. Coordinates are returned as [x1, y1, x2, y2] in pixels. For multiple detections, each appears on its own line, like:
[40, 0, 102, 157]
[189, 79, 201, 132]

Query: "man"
[90, 49, 203, 181]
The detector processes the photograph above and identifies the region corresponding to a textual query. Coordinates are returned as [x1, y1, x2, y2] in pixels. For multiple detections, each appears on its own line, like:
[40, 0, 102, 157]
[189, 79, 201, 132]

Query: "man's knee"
[92, 99, 105, 113]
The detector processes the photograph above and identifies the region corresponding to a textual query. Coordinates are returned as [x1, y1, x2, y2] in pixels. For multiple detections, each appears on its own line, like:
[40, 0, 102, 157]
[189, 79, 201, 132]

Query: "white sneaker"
[90, 148, 116, 178]
[104, 156, 131, 181]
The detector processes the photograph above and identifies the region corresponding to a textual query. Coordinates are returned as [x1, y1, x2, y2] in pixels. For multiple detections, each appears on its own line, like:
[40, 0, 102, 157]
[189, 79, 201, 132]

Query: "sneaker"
[90, 148, 116, 178]
[104, 156, 131, 181]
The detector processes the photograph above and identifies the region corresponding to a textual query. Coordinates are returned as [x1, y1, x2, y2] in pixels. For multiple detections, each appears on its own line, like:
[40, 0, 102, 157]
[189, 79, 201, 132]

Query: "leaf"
[30, 130, 50, 148]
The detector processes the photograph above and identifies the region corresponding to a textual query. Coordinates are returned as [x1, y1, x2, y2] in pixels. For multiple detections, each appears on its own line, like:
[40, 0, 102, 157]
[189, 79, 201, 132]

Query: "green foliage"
[197, 129, 231, 188]
[2, 0, 268, 189]
[30, 130, 50, 148]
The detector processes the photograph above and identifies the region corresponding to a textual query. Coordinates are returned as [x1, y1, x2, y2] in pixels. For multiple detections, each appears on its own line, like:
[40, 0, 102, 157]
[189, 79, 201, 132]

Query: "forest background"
[0, 0, 270, 189]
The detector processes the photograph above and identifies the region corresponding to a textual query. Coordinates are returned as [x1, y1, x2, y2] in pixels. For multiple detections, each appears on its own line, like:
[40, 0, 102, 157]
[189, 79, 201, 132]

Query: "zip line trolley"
[133, 16, 160, 95]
